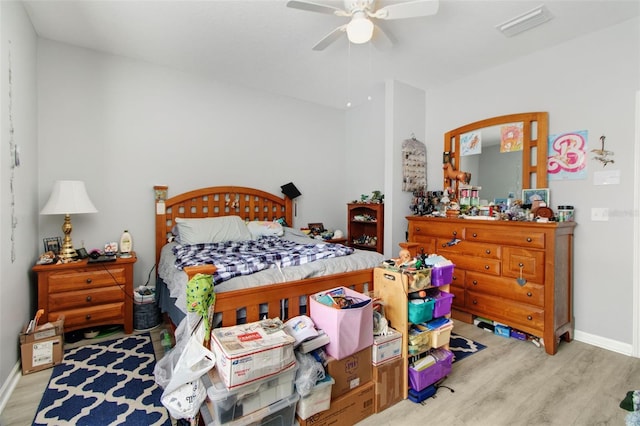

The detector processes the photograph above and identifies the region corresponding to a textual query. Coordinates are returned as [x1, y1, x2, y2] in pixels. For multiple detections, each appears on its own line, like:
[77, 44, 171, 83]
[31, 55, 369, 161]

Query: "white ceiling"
[23, 0, 640, 110]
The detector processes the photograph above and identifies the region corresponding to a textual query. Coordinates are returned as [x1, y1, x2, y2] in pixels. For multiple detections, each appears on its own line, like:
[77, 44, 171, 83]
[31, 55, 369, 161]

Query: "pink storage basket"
[310, 287, 373, 360]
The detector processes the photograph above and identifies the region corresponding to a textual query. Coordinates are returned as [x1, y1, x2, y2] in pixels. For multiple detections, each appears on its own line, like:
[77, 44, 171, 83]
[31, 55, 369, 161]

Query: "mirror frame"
[443, 112, 548, 196]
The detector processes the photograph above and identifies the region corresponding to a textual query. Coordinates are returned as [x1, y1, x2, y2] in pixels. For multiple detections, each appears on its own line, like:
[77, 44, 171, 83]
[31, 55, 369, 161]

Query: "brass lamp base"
[58, 214, 78, 261]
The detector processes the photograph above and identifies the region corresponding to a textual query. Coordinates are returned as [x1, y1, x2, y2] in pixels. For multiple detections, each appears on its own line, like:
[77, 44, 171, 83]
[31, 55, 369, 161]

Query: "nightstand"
[33, 253, 137, 334]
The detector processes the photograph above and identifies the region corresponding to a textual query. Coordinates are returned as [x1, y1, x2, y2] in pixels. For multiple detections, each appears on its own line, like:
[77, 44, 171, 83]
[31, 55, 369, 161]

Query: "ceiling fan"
[286, 0, 440, 50]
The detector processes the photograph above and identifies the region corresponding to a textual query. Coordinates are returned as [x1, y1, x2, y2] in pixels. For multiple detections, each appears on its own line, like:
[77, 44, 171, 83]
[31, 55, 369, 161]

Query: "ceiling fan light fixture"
[347, 12, 374, 44]
[496, 4, 553, 37]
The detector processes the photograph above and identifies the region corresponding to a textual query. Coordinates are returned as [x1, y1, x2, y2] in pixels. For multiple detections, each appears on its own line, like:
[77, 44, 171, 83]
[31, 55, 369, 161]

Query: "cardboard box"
[296, 381, 374, 426]
[373, 357, 403, 413]
[210, 319, 296, 389]
[372, 328, 402, 366]
[325, 346, 372, 400]
[20, 316, 65, 375]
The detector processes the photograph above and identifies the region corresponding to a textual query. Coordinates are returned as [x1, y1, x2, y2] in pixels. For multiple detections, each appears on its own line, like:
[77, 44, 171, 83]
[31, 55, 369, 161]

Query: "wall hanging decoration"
[591, 134, 614, 167]
[8, 40, 20, 262]
[460, 130, 482, 156]
[547, 130, 588, 181]
[402, 135, 427, 192]
[500, 122, 524, 153]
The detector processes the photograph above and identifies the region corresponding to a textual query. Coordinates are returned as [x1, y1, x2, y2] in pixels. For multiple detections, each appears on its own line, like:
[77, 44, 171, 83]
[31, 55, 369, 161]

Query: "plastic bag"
[294, 351, 325, 397]
[154, 316, 215, 420]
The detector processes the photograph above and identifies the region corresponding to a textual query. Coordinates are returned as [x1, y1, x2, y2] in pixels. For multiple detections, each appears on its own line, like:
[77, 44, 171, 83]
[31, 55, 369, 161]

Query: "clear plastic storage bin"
[202, 364, 297, 425]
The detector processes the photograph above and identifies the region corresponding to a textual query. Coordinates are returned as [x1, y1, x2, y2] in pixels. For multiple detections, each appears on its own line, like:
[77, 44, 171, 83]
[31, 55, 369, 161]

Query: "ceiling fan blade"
[371, 22, 395, 50]
[374, 0, 439, 20]
[286, 0, 347, 16]
[312, 24, 348, 51]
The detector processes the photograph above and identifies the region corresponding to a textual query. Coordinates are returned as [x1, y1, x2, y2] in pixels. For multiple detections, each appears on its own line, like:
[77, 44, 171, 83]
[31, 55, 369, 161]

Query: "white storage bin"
[296, 374, 335, 420]
[204, 363, 297, 425]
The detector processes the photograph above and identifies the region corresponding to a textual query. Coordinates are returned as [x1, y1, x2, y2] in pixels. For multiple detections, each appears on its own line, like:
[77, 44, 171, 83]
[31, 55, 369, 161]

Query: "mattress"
[158, 227, 384, 316]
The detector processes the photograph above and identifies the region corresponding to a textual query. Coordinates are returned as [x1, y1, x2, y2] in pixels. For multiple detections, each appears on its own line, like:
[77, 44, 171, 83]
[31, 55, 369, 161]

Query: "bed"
[154, 185, 383, 328]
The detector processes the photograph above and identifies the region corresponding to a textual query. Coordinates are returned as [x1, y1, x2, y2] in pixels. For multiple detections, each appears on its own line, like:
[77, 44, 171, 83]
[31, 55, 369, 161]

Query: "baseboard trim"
[574, 329, 633, 357]
[0, 362, 22, 415]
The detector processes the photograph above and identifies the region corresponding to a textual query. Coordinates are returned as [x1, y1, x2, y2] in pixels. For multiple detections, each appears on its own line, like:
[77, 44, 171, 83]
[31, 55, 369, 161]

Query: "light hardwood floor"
[2, 320, 639, 425]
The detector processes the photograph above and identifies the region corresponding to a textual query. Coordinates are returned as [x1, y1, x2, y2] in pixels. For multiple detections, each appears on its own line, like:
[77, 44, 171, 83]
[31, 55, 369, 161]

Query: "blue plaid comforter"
[173, 236, 354, 285]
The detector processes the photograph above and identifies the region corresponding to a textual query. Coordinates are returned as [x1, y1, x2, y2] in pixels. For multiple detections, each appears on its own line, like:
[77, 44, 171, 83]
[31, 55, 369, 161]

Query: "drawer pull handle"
[86, 296, 92, 302]
[442, 243, 447, 248]
[485, 249, 491, 254]
[86, 278, 92, 284]
[452, 276, 458, 281]
[473, 233, 477, 238]
[527, 237, 532, 242]
[519, 262, 524, 267]
[472, 299, 478, 305]
[484, 265, 490, 270]
[416, 227, 421, 232]
[86, 314, 92, 320]
[527, 315, 533, 321]
[472, 280, 478, 286]
[527, 292, 532, 297]
[452, 231, 457, 236]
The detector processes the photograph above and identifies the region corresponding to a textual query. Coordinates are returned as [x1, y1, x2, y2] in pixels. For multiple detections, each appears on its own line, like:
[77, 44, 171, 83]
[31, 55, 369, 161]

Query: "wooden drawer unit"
[465, 271, 544, 307]
[405, 216, 575, 355]
[465, 291, 544, 333]
[33, 254, 136, 334]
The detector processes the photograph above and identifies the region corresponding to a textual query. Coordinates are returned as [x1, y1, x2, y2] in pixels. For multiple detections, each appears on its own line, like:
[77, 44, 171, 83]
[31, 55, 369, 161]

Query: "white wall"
[425, 18, 640, 349]
[385, 80, 426, 257]
[0, 0, 39, 408]
[36, 40, 348, 287]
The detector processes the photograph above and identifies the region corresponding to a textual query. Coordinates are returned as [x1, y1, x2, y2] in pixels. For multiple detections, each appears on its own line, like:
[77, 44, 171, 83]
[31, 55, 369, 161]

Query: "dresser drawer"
[444, 253, 501, 276]
[465, 227, 545, 249]
[52, 302, 125, 330]
[465, 271, 543, 307]
[49, 286, 125, 311]
[411, 236, 436, 255]
[48, 266, 128, 293]
[502, 247, 545, 283]
[437, 239, 501, 259]
[449, 283, 465, 308]
[465, 291, 544, 332]
[410, 221, 464, 240]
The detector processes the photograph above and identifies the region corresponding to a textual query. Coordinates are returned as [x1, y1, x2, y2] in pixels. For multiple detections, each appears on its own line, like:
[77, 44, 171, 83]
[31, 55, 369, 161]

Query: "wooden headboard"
[154, 185, 292, 268]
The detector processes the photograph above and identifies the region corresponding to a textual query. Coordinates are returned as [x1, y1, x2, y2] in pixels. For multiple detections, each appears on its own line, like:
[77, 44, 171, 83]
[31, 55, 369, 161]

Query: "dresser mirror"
[444, 112, 548, 203]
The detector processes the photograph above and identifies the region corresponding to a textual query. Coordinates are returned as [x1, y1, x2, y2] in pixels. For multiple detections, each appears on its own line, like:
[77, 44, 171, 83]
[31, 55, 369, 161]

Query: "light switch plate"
[591, 207, 609, 221]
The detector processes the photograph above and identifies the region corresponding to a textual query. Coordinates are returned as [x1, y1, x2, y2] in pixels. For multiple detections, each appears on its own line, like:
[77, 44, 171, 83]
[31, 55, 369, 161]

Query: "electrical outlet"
[591, 207, 609, 221]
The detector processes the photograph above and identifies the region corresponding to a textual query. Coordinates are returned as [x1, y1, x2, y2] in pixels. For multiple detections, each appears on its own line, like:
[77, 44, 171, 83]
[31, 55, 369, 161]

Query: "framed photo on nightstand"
[308, 223, 325, 235]
[43, 237, 62, 254]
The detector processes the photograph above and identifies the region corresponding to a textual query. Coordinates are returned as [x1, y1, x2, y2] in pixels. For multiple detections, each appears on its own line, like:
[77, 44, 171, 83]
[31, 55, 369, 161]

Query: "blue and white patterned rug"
[449, 333, 487, 363]
[33, 333, 171, 426]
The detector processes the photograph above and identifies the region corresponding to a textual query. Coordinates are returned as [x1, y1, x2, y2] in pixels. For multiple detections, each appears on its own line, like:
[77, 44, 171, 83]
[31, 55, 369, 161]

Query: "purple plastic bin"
[408, 349, 453, 392]
[432, 291, 454, 318]
[431, 264, 455, 286]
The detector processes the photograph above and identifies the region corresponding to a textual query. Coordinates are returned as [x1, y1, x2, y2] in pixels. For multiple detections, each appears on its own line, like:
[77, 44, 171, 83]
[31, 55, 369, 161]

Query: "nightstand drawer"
[53, 302, 125, 330]
[49, 286, 125, 311]
[48, 266, 128, 293]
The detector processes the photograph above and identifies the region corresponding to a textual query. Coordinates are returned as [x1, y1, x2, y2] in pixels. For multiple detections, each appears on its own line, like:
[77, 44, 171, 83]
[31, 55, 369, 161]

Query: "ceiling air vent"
[496, 4, 553, 37]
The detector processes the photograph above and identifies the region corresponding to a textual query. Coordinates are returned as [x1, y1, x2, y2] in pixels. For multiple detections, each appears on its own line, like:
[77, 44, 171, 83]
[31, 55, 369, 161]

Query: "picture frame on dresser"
[522, 188, 549, 205]
[43, 237, 62, 254]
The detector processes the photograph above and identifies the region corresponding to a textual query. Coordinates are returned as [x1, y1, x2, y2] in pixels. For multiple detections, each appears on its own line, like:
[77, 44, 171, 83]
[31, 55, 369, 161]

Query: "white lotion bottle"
[120, 230, 132, 255]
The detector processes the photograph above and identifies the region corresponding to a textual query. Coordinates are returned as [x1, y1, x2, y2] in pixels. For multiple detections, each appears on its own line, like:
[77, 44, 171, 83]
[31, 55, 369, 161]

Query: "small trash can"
[134, 286, 161, 330]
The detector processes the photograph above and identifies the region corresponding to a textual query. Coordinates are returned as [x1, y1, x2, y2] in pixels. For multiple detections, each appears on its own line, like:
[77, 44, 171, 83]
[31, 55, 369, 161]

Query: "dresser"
[403, 217, 575, 355]
[33, 254, 136, 334]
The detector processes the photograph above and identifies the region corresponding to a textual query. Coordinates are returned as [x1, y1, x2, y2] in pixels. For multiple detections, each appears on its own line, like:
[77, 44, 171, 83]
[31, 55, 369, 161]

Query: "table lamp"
[40, 180, 97, 261]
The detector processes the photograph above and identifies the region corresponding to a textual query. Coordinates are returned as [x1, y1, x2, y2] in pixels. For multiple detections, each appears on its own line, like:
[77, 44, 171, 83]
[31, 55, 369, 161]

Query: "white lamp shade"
[347, 13, 374, 44]
[41, 180, 98, 215]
